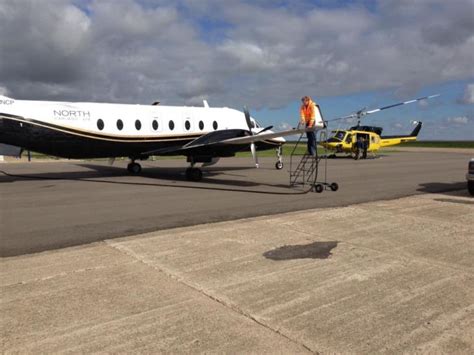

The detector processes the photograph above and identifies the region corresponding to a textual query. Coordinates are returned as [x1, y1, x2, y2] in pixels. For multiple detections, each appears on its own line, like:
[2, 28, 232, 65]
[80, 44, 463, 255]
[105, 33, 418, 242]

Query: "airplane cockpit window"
[97, 119, 104, 131]
[169, 120, 175, 130]
[117, 119, 124, 130]
[250, 120, 256, 128]
[135, 120, 141, 130]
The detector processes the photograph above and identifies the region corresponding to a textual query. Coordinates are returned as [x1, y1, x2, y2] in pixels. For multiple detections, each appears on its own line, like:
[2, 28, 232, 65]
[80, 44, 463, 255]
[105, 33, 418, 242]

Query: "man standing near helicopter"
[300, 96, 317, 156]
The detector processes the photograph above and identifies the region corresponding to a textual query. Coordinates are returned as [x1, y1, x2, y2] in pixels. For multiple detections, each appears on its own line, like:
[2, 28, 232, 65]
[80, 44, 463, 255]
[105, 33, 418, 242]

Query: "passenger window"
[213, 121, 218, 130]
[135, 120, 141, 130]
[97, 119, 104, 130]
[169, 120, 175, 130]
[199, 121, 204, 130]
[152, 120, 159, 131]
[185, 120, 191, 131]
[117, 119, 124, 130]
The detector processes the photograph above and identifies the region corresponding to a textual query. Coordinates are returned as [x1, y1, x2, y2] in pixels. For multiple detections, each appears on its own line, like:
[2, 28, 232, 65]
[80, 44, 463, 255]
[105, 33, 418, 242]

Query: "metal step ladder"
[289, 129, 339, 193]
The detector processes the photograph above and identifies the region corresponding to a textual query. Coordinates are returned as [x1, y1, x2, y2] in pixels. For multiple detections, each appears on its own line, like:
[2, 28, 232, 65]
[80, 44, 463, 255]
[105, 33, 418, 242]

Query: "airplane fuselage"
[0, 97, 283, 159]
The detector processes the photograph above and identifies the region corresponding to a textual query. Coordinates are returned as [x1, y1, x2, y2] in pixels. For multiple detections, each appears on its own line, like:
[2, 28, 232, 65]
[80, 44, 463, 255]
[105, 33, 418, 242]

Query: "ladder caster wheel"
[330, 182, 339, 191]
[275, 161, 283, 170]
[315, 184, 324, 193]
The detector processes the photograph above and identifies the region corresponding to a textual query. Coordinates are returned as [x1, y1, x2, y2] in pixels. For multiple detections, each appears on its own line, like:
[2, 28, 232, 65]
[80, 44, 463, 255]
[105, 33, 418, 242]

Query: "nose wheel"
[127, 162, 142, 174]
[275, 146, 283, 170]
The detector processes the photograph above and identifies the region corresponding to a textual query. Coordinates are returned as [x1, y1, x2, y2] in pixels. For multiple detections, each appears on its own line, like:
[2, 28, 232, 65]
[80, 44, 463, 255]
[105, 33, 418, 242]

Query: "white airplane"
[0, 96, 325, 180]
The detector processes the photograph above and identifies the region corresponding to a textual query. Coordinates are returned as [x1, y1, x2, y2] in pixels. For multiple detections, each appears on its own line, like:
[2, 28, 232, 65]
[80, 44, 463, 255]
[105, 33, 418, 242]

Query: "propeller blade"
[243, 106, 253, 134]
[256, 125, 273, 134]
[250, 142, 259, 168]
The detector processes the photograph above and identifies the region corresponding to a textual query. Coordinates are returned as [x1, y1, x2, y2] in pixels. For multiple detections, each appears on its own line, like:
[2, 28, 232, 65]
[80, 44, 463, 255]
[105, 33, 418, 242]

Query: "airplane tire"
[128, 162, 141, 174]
[330, 182, 339, 191]
[315, 184, 324, 193]
[275, 161, 283, 170]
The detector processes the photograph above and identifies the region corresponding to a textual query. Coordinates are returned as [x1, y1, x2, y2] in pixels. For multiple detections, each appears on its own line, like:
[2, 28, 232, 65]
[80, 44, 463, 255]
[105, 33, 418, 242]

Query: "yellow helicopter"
[320, 95, 438, 159]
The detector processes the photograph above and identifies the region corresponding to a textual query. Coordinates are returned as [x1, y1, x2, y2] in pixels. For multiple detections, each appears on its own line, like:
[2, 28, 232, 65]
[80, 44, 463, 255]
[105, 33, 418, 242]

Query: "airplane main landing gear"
[127, 161, 142, 174]
[185, 167, 203, 181]
[275, 146, 284, 170]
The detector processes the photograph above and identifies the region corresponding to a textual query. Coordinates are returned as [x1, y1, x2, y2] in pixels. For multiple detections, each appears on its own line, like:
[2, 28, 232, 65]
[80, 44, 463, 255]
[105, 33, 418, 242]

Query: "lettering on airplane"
[53, 110, 91, 121]
[0, 99, 14, 105]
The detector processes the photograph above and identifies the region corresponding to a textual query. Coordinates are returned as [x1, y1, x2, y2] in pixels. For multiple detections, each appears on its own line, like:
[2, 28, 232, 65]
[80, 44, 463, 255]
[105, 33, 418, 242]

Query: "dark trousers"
[306, 130, 316, 156]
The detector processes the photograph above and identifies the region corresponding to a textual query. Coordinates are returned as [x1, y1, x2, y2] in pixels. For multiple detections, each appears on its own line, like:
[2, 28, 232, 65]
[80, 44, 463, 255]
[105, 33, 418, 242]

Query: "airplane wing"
[142, 126, 317, 156]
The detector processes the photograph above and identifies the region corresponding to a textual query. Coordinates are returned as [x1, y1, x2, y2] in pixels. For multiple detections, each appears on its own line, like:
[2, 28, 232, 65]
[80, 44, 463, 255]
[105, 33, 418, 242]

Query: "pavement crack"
[2, 262, 137, 287]
[106, 241, 317, 354]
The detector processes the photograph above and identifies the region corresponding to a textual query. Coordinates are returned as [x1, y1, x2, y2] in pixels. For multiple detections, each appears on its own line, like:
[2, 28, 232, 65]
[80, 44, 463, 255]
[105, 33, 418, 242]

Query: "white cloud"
[0, 0, 473, 109]
[460, 83, 474, 104]
[447, 116, 469, 125]
[0, 86, 10, 96]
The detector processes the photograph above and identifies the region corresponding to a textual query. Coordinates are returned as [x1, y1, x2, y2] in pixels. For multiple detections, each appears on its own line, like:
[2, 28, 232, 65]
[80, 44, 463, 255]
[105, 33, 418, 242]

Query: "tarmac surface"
[2, 191, 473, 353]
[1, 150, 472, 256]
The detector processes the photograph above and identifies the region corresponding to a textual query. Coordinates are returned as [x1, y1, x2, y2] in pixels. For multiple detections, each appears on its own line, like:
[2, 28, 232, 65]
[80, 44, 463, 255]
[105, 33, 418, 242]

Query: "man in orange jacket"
[300, 95, 317, 156]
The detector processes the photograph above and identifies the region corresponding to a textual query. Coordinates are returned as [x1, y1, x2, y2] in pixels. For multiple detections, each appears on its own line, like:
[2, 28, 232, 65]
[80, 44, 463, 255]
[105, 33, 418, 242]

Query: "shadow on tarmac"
[263, 241, 339, 260]
[0, 164, 308, 195]
[417, 182, 467, 196]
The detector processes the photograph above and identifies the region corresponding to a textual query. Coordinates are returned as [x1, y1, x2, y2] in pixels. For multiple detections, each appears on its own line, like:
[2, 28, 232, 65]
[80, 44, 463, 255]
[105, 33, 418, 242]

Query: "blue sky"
[255, 79, 474, 140]
[0, 0, 473, 140]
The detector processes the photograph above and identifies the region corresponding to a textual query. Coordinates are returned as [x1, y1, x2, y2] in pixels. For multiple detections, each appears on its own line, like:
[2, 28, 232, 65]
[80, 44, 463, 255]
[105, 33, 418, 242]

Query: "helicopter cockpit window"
[345, 134, 352, 143]
[334, 131, 345, 140]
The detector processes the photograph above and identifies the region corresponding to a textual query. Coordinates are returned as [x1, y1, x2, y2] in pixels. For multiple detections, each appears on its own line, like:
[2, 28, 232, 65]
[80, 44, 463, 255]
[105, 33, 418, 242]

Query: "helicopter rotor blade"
[327, 94, 439, 123]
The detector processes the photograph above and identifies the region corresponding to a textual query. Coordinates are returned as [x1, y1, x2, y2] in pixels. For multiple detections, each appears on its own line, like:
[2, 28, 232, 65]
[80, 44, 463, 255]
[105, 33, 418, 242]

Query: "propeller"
[244, 106, 259, 168]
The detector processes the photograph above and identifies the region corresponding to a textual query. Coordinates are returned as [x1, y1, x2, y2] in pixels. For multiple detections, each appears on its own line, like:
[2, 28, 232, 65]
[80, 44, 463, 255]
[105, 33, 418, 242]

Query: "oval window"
[97, 119, 104, 131]
[213, 121, 218, 130]
[199, 121, 204, 130]
[169, 120, 175, 130]
[135, 120, 141, 130]
[117, 119, 124, 130]
[185, 120, 191, 131]
[152, 120, 159, 131]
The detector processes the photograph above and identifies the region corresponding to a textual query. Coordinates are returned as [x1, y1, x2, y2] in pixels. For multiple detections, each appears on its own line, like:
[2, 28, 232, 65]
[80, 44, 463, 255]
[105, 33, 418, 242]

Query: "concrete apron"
[1, 192, 473, 353]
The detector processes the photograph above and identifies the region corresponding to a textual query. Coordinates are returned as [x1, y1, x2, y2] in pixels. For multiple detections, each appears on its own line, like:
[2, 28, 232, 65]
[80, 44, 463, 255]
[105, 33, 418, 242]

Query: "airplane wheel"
[186, 168, 202, 181]
[275, 161, 283, 170]
[314, 184, 324, 193]
[330, 182, 339, 191]
[127, 162, 141, 174]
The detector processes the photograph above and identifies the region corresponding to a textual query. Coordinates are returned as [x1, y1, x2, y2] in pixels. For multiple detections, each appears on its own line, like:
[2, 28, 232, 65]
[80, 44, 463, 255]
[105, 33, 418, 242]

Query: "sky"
[0, 0, 473, 140]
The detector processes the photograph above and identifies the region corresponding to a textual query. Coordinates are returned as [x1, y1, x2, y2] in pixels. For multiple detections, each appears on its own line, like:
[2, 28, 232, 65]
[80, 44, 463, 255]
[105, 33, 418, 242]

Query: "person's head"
[301, 96, 311, 106]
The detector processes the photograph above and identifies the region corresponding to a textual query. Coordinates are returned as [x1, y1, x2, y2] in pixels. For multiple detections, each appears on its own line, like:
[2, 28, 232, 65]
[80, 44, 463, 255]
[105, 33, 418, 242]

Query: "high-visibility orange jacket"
[300, 99, 316, 127]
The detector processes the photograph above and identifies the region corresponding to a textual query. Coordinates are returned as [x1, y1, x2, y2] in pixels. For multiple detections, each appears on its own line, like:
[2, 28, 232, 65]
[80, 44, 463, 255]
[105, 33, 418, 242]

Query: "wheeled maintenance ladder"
[289, 129, 339, 193]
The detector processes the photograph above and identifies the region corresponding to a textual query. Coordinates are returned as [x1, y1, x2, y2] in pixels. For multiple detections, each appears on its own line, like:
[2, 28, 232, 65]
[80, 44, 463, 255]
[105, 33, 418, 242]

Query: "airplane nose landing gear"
[127, 161, 142, 174]
[275, 146, 283, 170]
